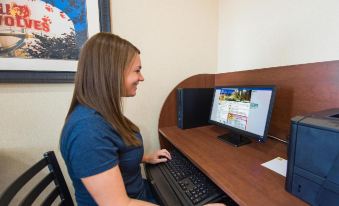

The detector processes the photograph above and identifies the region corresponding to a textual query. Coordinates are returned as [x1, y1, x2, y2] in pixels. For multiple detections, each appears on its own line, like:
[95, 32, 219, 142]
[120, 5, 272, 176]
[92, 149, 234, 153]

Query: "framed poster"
[0, 0, 111, 83]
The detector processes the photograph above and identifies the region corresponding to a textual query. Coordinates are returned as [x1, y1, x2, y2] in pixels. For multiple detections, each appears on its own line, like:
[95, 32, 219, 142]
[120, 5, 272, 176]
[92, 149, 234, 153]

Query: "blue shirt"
[60, 104, 144, 205]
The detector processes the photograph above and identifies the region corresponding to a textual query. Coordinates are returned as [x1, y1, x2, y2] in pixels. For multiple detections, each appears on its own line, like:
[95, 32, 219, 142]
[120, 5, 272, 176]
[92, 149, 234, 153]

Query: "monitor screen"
[209, 85, 276, 146]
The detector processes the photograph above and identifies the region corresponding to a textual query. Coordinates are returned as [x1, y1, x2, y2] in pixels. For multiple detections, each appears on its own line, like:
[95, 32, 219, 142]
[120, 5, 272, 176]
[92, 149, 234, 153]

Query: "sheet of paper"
[261, 157, 287, 177]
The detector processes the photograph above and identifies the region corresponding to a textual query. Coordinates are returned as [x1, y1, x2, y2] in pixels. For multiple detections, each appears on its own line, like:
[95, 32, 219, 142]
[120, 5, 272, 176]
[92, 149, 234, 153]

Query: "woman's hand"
[143, 149, 172, 164]
[204, 203, 226, 206]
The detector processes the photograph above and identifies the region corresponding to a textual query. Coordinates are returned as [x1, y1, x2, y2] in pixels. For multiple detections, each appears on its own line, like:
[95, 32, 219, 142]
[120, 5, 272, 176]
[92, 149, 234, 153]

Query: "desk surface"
[159, 125, 307, 206]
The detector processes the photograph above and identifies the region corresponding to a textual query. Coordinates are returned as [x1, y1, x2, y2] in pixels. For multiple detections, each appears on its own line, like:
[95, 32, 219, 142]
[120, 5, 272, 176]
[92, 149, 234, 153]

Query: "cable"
[267, 134, 288, 144]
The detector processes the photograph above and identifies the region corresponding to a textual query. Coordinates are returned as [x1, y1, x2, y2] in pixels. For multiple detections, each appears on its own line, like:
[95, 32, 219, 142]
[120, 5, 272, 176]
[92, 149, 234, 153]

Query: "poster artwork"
[0, 0, 88, 60]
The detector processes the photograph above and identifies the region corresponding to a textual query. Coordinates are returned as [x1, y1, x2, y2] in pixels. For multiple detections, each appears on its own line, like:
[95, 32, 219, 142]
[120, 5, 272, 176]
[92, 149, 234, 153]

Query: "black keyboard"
[157, 149, 225, 206]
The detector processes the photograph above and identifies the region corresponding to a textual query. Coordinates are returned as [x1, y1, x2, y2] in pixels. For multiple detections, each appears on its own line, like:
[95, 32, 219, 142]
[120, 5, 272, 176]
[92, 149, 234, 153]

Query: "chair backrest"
[0, 151, 74, 206]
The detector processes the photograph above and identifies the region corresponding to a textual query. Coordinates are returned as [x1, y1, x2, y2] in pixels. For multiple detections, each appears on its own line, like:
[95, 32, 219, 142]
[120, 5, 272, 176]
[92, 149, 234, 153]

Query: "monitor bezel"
[208, 85, 276, 142]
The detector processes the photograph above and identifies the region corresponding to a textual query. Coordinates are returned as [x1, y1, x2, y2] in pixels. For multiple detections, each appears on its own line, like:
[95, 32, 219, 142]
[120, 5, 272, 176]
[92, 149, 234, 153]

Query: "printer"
[286, 108, 339, 205]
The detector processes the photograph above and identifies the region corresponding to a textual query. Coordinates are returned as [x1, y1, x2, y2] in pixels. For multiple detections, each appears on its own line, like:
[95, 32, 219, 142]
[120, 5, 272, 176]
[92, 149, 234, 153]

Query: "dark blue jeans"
[139, 179, 160, 205]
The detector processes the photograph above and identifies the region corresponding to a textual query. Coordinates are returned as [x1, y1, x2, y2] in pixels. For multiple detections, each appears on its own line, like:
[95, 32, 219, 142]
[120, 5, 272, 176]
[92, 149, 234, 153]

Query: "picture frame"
[0, 0, 111, 83]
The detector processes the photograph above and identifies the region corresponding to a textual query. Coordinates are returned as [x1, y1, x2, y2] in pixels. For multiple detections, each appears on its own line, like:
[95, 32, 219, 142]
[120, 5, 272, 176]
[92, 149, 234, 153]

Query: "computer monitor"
[209, 85, 276, 147]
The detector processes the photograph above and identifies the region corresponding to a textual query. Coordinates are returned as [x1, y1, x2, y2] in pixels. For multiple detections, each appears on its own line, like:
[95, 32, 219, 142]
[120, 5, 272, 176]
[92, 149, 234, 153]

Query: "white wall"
[0, 84, 74, 198]
[0, 0, 218, 200]
[218, 0, 339, 72]
[112, 0, 218, 153]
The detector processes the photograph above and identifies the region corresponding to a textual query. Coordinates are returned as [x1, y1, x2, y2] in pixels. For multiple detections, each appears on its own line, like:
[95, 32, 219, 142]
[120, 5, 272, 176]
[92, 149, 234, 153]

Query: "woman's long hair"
[64, 32, 141, 146]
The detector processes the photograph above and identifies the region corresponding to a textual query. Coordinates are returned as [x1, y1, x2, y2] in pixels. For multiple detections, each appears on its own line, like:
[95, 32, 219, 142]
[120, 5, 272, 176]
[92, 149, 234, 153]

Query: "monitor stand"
[218, 132, 251, 147]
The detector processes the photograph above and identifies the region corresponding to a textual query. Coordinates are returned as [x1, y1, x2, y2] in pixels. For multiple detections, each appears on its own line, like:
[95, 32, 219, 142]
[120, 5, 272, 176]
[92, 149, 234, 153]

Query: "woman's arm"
[142, 149, 171, 164]
[82, 165, 157, 206]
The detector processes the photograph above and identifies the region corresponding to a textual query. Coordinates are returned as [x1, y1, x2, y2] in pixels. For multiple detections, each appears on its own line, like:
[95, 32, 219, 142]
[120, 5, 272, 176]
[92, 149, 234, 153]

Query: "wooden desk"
[159, 125, 307, 206]
[157, 62, 339, 205]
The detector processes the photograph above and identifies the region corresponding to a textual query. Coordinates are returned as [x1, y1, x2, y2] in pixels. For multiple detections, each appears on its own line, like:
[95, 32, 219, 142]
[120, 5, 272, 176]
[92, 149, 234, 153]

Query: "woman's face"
[124, 54, 144, 97]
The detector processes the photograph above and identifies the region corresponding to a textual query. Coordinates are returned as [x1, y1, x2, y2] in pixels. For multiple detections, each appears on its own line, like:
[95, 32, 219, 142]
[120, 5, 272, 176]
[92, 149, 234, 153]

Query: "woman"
[60, 32, 171, 205]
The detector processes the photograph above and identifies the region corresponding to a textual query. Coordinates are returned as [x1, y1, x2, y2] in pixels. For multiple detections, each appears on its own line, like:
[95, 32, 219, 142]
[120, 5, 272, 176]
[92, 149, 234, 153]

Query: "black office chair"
[0, 151, 74, 206]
